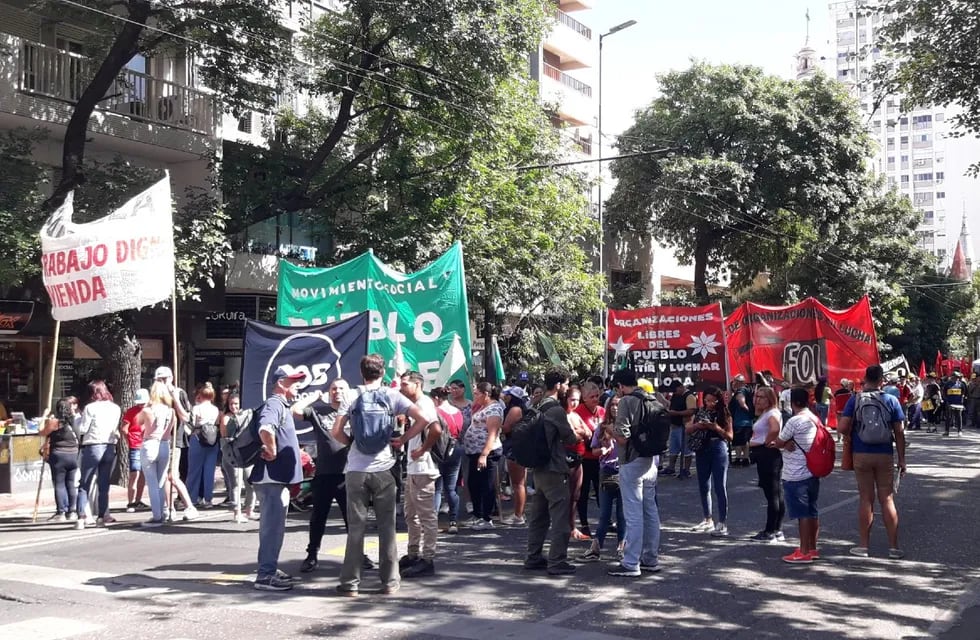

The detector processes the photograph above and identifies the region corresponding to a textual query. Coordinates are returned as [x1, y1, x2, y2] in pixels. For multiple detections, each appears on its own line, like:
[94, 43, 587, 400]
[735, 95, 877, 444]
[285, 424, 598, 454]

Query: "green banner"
[277, 243, 472, 389]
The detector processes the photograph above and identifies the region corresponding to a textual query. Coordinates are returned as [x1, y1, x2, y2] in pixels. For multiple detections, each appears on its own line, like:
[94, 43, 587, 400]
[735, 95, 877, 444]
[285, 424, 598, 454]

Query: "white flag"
[432, 333, 467, 388]
[39, 177, 175, 321]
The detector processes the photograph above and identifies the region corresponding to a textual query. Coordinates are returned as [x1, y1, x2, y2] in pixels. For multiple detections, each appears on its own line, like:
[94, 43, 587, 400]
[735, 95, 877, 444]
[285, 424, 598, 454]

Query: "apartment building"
[828, 0, 980, 272]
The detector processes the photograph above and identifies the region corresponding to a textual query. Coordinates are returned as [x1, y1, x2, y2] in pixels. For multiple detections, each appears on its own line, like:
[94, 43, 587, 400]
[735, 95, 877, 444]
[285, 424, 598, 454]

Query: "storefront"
[195, 294, 276, 388]
[0, 301, 46, 418]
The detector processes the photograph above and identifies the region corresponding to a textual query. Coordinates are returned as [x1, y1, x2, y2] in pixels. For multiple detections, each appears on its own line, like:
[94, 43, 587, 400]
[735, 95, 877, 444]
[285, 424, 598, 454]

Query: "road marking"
[0, 616, 102, 640]
[322, 532, 408, 557]
[0, 529, 121, 552]
[0, 562, 172, 598]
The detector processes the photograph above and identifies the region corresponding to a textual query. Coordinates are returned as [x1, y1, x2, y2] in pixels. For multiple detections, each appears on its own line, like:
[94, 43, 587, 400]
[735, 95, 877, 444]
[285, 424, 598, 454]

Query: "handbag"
[600, 471, 619, 490]
[688, 428, 710, 453]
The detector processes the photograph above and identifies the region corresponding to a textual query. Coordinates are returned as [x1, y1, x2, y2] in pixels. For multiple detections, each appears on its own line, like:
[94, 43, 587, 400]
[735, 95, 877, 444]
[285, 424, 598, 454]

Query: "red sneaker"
[808, 549, 820, 560]
[782, 548, 814, 564]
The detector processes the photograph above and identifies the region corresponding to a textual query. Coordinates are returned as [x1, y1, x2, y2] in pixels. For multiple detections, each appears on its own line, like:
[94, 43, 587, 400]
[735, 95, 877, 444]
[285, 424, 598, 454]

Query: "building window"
[936, 191, 945, 199]
[237, 113, 253, 133]
[901, 175, 909, 183]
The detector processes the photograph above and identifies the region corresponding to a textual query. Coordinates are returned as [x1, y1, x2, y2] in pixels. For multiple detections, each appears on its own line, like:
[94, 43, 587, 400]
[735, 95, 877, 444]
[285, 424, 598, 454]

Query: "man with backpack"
[608, 368, 666, 578]
[396, 370, 444, 579]
[769, 387, 822, 564]
[329, 354, 441, 597]
[521, 367, 579, 576]
[250, 366, 306, 591]
[837, 364, 907, 560]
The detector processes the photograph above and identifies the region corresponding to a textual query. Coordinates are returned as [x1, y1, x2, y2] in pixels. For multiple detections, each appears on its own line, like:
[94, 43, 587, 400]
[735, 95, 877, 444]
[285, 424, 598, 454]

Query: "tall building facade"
[828, 0, 980, 272]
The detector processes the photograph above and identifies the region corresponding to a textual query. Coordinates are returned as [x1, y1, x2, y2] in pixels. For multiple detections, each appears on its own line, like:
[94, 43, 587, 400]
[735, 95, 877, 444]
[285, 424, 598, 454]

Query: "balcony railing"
[572, 134, 592, 155]
[556, 9, 592, 39]
[16, 39, 215, 136]
[543, 63, 592, 97]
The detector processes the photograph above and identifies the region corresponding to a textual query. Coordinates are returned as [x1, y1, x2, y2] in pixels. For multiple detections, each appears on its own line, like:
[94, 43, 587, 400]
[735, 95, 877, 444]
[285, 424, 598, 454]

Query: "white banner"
[40, 177, 175, 321]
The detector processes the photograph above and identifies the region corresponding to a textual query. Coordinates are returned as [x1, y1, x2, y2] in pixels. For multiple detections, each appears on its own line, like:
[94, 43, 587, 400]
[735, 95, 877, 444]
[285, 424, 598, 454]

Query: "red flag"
[918, 360, 926, 379]
[935, 351, 943, 376]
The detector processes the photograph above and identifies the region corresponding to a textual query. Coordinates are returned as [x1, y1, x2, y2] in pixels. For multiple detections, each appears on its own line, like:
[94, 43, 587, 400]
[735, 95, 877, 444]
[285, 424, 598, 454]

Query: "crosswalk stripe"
[0, 616, 102, 640]
[322, 532, 408, 557]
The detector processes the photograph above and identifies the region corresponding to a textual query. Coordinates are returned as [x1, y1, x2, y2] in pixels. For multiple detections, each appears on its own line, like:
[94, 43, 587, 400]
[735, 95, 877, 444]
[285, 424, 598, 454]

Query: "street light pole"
[598, 19, 636, 378]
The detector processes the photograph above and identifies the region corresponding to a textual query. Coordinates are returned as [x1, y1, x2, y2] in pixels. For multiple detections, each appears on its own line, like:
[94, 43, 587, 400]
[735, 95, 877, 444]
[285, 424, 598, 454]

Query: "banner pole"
[32, 319, 61, 523]
[167, 286, 177, 522]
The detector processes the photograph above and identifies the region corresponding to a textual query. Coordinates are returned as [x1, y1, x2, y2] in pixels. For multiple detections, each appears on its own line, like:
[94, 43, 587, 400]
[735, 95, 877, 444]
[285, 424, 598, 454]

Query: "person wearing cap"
[121, 388, 150, 513]
[251, 366, 305, 591]
[153, 366, 197, 521]
[942, 370, 967, 436]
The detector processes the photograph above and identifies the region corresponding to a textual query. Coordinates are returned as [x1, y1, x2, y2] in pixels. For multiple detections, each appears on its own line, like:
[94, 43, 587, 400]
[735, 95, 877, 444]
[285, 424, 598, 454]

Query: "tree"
[606, 63, 873, 303]
[885, 273, 976, 365]
[947, 271, 980, 358]
[876, 0, 980, 173]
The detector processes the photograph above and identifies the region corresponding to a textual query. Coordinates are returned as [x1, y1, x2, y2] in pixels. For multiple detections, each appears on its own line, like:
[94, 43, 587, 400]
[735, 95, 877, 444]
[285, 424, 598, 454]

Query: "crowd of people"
[38, 357, 926, 593]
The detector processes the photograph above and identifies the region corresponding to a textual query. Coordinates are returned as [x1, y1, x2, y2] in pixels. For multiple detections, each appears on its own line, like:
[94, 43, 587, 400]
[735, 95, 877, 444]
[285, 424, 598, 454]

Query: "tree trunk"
[693, 232, 711, 304]
[71, 314, 142, 410]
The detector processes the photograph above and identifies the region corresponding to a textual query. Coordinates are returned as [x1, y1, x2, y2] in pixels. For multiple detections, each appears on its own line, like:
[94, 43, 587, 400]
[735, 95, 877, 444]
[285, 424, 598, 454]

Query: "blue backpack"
[349, 388, 395, 454]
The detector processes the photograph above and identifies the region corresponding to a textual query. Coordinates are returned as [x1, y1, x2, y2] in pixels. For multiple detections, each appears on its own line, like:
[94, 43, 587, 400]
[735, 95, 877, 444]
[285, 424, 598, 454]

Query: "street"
[1, 429, 979, 640]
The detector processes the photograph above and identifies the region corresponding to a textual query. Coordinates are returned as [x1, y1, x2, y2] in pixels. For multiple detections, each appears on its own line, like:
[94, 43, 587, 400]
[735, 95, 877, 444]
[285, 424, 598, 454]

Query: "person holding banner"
[40, 398, 80, 523]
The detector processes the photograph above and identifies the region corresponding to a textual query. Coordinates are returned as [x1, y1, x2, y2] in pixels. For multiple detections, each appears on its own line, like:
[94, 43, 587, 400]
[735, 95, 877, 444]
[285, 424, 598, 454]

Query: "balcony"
[556, 9, 592, 39]
[540, 63, 593, 125]
[543, 63, 592, 98]
[572, 133, 592, 155]
[544, 8, 595, 69]
[16, 40, 215, 136]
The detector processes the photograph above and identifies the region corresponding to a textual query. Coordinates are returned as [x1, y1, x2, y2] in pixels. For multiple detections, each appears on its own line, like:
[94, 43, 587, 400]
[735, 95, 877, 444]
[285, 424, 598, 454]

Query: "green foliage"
[885, 273, 976, 363]
[0, 129, 48, 291]
[876, 0, 980, 173]
[947, 271, 980, 357]
[607, 63, 873, 302]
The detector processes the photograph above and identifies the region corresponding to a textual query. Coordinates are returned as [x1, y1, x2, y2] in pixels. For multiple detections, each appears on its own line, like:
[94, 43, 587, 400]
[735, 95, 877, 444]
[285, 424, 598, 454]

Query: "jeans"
[467, 451, 499, 521]
[78, 444, 116, 519]
[907, 403, 923, 429]
[341, 470, 399, 592]
[695, 439, 729, 522]
[434, 446, 463, 521]
[618, 457, 660, 570]
[750, 445, 785, 533]
[577, 458, 600, 530]
[255, 483, 289, 580]
[814, 403, 830, 424]
[186, 434, 219, 504]
[668, 426, 691, 456]
[405, 474, 438, 560]
[48, 449, 78, 515]
[525, 470, 571, 567]
[596, 481, 625, 549]
[140, 440, 170, 521]
[308, 473, 347, 554]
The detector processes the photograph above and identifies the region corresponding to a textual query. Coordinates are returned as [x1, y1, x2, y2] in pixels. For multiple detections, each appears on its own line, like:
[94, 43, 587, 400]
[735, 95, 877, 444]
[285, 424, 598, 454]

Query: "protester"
[500, 386, 529, 526]
[564, 386, 591, 540]
[153, 366, 196, 521]
[431, 386, 465, 534]
[41, 398, 80, 522]
[120, 388, 149, 513]
[137, 382, 175, 527]
[688, 386, 733, 536]
[747, 386, 785, 542]
[578, 396, 624, 562]
[769, 388, 821, 564]
[574, 381, 605, 538]
[943, 371, 967, 436]
[251, 367, 306, 591]
[813, 376, 831, 425]
[463, 382, 503, 529]
[330, 354, 439, 597]
[219, 393, 256, 523]
[186, 383, 221, 508]
[663, 380, 696, 477]
[608, 368, 661, 577]
[837, 364, 907, 559]
[76, 380, 122, 529]
[523, 367, 578, 576]
[729, 374, 754, 466]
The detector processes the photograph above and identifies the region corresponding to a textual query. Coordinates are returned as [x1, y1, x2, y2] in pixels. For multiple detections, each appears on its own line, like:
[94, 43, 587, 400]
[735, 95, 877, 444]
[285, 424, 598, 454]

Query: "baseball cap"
[502, 386, 527, 400]
[637, 378, 654, 393]
[154, 366, 173, 380]
[733, 374, 746, 382]
[134, 388, 150, 404]
[273, 366, 306, 382]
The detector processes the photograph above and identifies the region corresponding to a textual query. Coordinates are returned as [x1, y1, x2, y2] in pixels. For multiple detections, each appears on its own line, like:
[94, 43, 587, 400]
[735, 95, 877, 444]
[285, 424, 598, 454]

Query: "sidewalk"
[0, 485, 129, 518]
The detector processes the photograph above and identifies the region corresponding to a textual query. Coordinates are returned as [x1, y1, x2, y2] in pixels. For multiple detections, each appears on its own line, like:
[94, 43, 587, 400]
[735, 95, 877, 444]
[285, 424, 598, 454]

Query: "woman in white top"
[462, 382, 503, 529]
[186, 382, 221, 508]
[747, 386, 786, 542]
[138, 382, 176, 526]
[76, 380, 122, 529]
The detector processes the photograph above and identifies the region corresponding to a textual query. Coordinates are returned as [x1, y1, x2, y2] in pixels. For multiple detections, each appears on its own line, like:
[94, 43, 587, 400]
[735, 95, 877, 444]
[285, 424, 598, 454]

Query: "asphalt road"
[1, 428, 979, 640]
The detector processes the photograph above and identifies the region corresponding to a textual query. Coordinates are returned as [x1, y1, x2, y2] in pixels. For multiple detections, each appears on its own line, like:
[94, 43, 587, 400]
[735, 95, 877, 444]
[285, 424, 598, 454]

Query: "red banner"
[607, 303, 727, 391]
[724, 297, 878, 388]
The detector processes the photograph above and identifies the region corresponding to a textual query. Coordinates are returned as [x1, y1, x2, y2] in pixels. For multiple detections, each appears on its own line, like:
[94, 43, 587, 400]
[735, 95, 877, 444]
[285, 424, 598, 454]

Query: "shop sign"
[206, 295, 276, 340]
[0, 300, 34, 335]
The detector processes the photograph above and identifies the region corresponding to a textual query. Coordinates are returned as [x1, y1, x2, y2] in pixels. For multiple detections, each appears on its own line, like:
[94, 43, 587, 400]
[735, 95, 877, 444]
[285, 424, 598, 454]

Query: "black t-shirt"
[303, 406, 349, 475]
[669, 391, 693, 427]
[49, 420, 79, 452]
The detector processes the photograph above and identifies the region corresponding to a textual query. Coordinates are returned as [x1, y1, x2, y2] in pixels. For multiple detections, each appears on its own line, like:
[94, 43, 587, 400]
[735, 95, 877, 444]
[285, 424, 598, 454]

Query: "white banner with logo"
[39, 177, 175, 321]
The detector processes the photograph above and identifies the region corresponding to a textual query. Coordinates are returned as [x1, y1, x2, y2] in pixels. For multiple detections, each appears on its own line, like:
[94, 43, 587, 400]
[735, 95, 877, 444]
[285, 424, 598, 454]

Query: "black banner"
[240, 312, 369, 439]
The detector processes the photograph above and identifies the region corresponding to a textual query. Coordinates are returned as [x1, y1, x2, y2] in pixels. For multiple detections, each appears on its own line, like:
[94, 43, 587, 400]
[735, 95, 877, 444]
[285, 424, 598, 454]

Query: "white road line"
[0, 617, 103, 640]
[0, 529, 121, 552]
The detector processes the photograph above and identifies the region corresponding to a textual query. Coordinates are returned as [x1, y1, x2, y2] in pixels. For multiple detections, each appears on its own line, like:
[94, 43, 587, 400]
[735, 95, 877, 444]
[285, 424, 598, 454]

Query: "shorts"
[732, 426, 753, 447]
[128, 448, 142, 472]
[783, 477, 819, 519]
[852, 453, 894, 496]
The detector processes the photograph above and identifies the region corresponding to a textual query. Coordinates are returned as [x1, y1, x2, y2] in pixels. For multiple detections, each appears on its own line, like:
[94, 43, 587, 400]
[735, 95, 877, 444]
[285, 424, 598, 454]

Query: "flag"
[918, 360, 926, 379]
[389, 339, 408, 386]
[433, 333, 467, 388]
[935, 350, 943, 376]
[537, 331, 563, 367]
[40, 176, 175, 321]
[490, 336, 505, 386]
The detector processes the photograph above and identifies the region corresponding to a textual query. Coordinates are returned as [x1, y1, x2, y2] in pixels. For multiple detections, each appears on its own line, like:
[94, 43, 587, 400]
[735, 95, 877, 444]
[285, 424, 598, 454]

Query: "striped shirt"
[778, 409, 818, 482]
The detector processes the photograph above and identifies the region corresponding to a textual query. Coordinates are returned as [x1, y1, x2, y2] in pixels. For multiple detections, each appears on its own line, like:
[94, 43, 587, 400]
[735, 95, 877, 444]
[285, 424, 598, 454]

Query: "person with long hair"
[186, 382, 220, 508]
[431, 386, 465, 534]
[814, 376, 831, 425]
[462, 382, 503, 529]
[688, 386, 734, 537]
[500, 386, 529, 526]
[137, 382, 175, 526]
[41, 398, 80, 522]
[563, 386, 592, 541]
[76, 380, 122, 529]
[220, 393, 257, 523]
[578, 395, 624, 562]
[747, 386, 786, 542]
[574, 381, 605, 538]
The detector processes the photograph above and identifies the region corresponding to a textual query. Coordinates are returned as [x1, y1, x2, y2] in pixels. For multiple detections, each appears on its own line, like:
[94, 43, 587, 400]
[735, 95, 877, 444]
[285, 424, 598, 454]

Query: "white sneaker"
[710, 523, 729, 537]
[439, 503, 450, 514]
[471, 519, 494, 530]
[502, 514, 526, 526]
[691, 519, 714, 532]
[182, 506, 199, 521]
[233, 511, 249, 524]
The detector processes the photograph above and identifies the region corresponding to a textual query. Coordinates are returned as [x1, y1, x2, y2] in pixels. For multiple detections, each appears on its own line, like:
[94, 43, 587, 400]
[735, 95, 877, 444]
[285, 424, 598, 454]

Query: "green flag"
[490, 336, 506, 385]
[537, 331, 562, 367]
[277, 243, 472, 389]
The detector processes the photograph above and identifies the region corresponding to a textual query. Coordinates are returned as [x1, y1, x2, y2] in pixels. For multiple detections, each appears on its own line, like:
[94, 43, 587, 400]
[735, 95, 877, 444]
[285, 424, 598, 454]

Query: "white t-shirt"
[340, 385, 415, 474]
[750, 408, 782, 446]
[778, 409, 818, 482]
[79, 401, 122, 446]
[192, 402, 220, 430]
[779, 388, 792, 413]
[406, 394, 440, 478]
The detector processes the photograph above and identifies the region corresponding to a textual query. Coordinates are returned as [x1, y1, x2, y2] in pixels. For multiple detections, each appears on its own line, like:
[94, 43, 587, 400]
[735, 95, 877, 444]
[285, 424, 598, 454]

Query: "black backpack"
[424, 413, 456, 466]
[509, 399, 554, 469]
[629, 389, 671, 457]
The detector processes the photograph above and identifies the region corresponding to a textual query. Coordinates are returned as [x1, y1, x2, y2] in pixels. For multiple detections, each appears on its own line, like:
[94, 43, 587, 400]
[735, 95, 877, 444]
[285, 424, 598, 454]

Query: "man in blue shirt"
[251, 366, 305, 591]
[837, 365, 906, 560]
